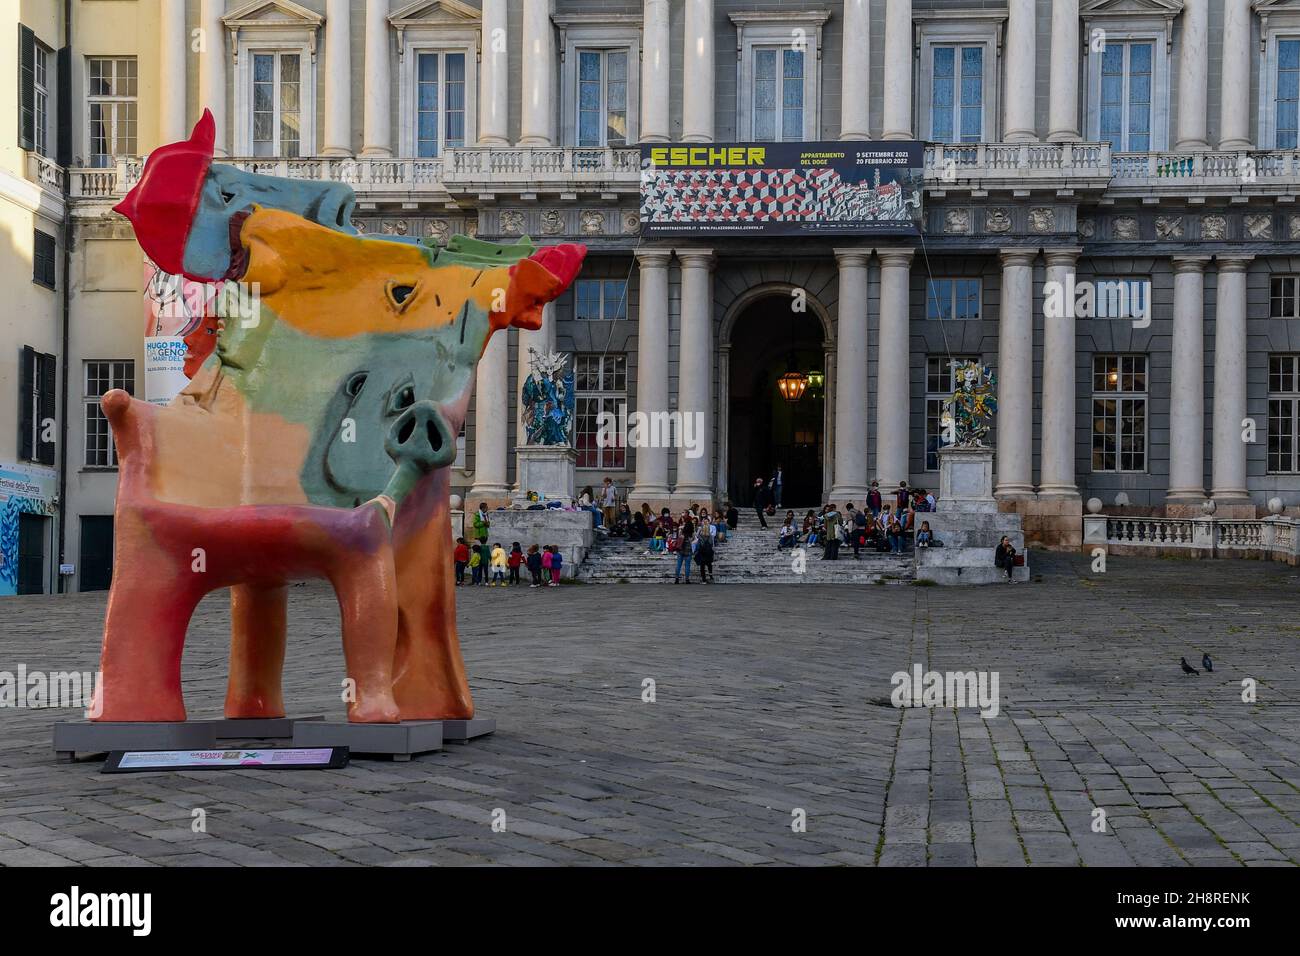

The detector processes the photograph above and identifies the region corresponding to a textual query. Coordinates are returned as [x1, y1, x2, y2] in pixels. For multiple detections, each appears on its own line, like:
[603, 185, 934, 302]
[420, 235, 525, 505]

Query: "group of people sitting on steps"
[773, 480, 941, 560]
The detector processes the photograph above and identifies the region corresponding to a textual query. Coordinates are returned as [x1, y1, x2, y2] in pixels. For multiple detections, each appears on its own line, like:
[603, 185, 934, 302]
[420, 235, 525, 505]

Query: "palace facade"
[5, 0, 1300, 594]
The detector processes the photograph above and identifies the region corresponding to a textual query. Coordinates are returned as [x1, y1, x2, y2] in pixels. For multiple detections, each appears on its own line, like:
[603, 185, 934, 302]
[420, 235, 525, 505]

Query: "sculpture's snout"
[384, 400, 455, 473]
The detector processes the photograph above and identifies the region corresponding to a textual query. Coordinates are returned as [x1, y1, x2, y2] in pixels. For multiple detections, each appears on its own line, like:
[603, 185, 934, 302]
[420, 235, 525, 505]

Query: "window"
[574, 279, 628, 321]
[1280, 40, 1300, 149]
[18, 25, 42, 152]
[925, 355, 978, 471]
[33, 230, 56, 289]
[753, 48, 804, 142]
[87, 57, 138, 167]
[1271, 275, 1299, 318]
[84, 361, 134, 468]
[19, 347, 56, 466]
[925, 278, 981, 320]
[574, 354, 627, 469]
[34, 45, 49, 157]
[1268, 355, 1300, 473]
[577, 49, 628, 147]
[251, 52, 301, 157]
[931, 45, 983, 144]
[1091, 355, 1147, 472]
[1099, 41, 1153, 152]
[416, 51, 466, 157]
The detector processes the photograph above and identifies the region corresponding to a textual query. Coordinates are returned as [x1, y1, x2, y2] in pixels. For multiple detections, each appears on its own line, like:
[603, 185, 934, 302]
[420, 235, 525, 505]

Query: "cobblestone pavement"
[0, 553, 1297, 866]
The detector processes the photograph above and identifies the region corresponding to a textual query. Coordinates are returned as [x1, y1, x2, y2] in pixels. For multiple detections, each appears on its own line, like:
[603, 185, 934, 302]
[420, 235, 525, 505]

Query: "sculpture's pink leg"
[95, 565, 205, 722]
[225, 583, 288, 719]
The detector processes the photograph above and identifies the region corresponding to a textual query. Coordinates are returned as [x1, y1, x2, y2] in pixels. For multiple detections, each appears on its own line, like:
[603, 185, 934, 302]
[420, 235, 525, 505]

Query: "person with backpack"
[673, 529, 693, 583]
[895, 481, 910, 513]
[468, 546, 483, 585]
[453, 537, 470, 585]
[507, 542, 524, 585]
[548, 545, 563, 585]
[541, 545, 554, 584]
[822, 503, 841, 560]
[526, 544, 544, 587]
[694, 528, 714, 583]
[852, 507, 869, 558]
[867, 481, 883, 517]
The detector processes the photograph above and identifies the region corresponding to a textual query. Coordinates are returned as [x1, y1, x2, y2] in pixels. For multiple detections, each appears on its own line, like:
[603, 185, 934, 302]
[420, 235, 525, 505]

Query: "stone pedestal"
[917, 445, 1029, 585]
[485, 509, 595, 579]
[512, 445, 577, 508]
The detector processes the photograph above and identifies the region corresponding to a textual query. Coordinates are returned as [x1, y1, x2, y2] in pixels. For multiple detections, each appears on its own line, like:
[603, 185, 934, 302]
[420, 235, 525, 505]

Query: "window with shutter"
[33, 229, 56, 289]
[37, 351, 56, 466]
[18, 346, 35, 461]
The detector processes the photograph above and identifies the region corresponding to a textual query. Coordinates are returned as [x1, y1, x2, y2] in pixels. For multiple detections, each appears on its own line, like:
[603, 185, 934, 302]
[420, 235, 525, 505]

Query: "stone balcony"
[47, 143, 1300, 214]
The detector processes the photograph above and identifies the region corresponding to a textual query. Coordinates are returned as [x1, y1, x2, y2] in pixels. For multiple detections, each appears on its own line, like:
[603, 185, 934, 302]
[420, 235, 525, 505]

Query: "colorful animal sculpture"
[100, 112, 585, 723]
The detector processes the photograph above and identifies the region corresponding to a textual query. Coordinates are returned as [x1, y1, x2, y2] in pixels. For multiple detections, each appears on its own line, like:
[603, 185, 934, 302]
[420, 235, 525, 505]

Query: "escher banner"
[639, 142, 924, 237]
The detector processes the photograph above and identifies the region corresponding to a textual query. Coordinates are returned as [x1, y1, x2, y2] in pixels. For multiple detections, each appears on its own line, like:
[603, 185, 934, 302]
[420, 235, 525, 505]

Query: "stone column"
[674, 249, 716, 501]
[831, 249, 871, 499]
[641, 0, 671, 142]
[840, 0, 870, 140]
[1175, 0, 1210, 151]
[1219, 0, 1253, 149]
[1211, 257, 1253, 502]
[881, 0, 913, 141]
[322, 0, 351, 156]
[198, 0, 226, 156]
[469, 331, 511, 502]
[682, 0, 715, 143]
[361, 0, 392, 156]
[875, 249, 914, 487]
[159, 0, 188, 144]
[1003, 0, 1038, 142]
[996, 250, 1036, 499]
[519, 0, 555, 146]
[479, 0, 509, 145]
[1168, 256, 1210, 502]
[631, 250, 672, 501]
[1039, 248, 1082, 498]
[1047, 0, 1080, 142]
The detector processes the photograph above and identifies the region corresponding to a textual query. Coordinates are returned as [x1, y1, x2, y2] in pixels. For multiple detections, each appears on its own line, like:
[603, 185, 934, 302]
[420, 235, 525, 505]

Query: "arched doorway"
[723, 291, 829, 508]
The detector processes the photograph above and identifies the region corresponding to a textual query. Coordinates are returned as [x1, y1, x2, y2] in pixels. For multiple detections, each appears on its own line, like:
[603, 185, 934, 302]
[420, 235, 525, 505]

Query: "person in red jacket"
[453, 537, 470, 586]
[507, 542, 524, 586]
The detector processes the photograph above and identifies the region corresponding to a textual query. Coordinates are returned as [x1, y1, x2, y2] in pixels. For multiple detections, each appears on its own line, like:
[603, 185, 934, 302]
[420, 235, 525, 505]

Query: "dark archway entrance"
[727, 295, 826, 508]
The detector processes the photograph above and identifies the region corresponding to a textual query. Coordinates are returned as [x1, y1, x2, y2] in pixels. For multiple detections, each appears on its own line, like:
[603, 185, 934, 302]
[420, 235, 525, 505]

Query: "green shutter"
[18, 24, 35, 151]
[18, 346, 34, 460]
[37, 351, 57, 466]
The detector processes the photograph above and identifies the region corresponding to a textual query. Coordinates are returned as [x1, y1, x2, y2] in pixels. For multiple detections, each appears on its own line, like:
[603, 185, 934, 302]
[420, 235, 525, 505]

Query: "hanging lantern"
[807, 369, 825, 391]
[778, 369, 809, 403]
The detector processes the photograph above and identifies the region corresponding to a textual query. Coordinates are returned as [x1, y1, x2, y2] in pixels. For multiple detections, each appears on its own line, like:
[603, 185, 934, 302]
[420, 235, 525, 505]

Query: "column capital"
[1043, 247, 1083, 268]
[876, 247, 915, 267]
[999, 248, 1038, 267]
[1171, 255, 1211, 274]
[833, 247, 873, 267]
[635, 248, 673, 268]
[1215, 255, 1254, 273]
[675, 248, 716, 270]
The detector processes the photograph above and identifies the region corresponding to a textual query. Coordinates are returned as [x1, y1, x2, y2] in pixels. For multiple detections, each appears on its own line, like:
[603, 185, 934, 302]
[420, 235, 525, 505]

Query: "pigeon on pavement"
[1202, 653, 1213, 673]
[1180, 657, 1200, 676]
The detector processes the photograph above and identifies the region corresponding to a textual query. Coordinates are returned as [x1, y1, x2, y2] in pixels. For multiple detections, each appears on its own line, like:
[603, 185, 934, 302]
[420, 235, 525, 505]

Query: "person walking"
[695, 527, 714, 583]
[752, 477, 770, 529]
[673, 529, 693, 583]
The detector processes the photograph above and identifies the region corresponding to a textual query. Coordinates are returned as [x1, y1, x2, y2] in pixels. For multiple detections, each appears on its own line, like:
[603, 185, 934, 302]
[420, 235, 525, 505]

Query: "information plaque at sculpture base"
[102, 747, 349, 773]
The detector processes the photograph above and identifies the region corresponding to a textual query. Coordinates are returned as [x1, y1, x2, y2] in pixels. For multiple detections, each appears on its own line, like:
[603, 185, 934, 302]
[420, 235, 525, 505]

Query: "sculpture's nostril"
[397, 415, 415, 444]
[427, 420, 442, 452]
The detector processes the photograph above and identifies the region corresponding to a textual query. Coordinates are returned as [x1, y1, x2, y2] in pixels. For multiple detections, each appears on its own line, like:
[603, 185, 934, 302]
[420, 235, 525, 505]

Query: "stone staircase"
[577, 509, 916, 584]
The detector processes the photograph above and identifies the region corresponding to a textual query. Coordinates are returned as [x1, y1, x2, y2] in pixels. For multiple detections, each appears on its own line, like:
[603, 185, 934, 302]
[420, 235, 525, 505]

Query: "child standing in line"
[490, 542, 507, 585]
[541, 545, 554, 585]
[527, 544, 544, 587]
[549, 546, 563, 585]
[508, 542, 524, 585]
[477, 539, 492, 585]
[468, 545, 483, 585]
[453, 537, 469, 585]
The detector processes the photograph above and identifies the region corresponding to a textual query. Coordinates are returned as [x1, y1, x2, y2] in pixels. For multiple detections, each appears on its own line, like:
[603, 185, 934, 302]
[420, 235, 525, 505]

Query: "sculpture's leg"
[329, 508, 401, 724]
[225, 583, 288, 719]
[95, 567, 205, 722]
[391, 474, 474, 720]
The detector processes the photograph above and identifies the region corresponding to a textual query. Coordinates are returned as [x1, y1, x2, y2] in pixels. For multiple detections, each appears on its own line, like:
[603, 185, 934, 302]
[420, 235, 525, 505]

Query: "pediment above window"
[389, 0, 482, 55]
[1080, 0, 1183, 17]
[222, 0, 323, 60]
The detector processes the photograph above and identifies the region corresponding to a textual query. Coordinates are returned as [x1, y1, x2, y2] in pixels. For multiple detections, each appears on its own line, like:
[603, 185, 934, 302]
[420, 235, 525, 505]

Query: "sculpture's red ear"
[499, 244, 587, 331]
[113, 109, 216, 276]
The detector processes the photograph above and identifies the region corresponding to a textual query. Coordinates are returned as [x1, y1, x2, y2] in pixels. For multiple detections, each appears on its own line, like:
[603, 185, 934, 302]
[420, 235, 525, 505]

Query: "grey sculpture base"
[291, 720, 444, 761]
[54, 721, 216, 762]
[439, 717, 496, 744]
[208, 716, 323, 739]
